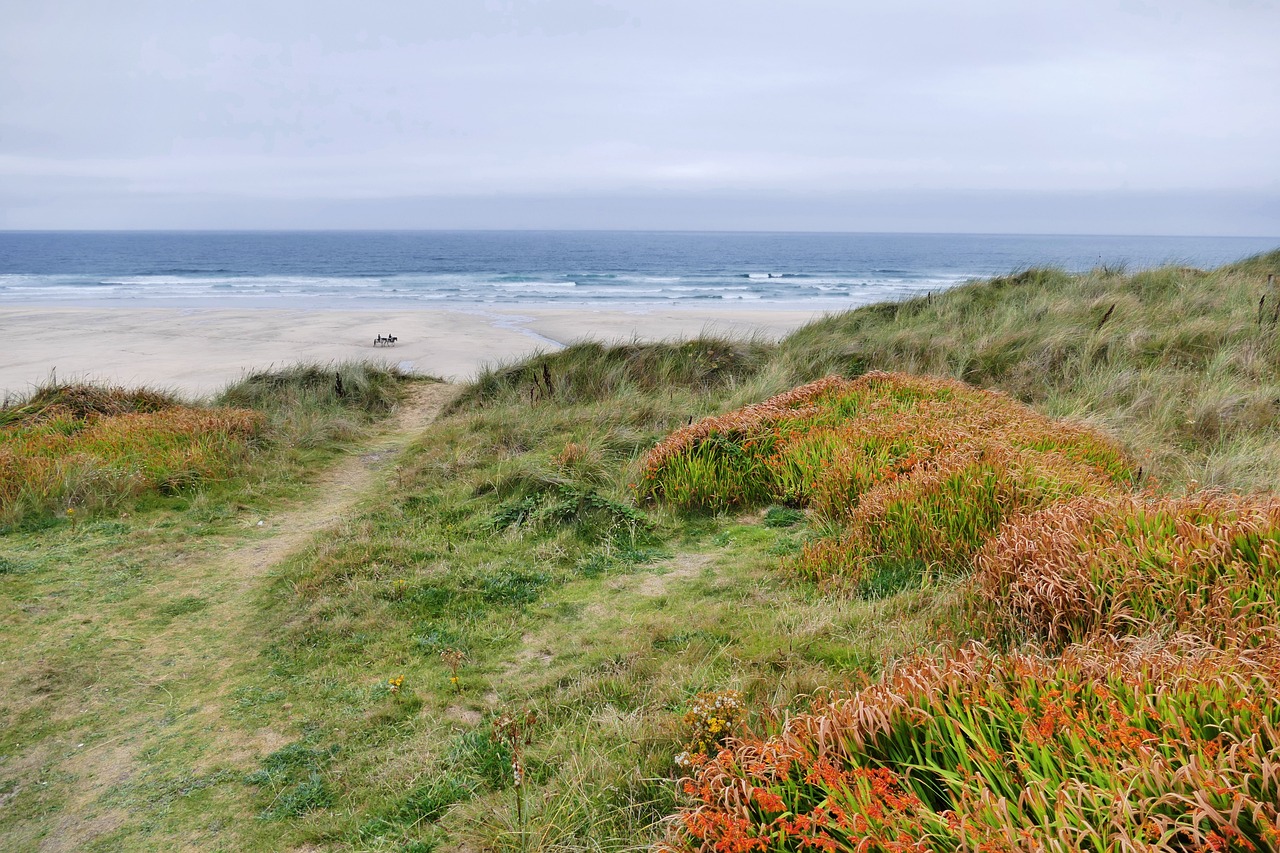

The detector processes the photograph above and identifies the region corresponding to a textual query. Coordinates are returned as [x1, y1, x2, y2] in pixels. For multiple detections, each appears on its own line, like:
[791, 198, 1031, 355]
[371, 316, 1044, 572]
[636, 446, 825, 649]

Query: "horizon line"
[3, 228, 1279, 241]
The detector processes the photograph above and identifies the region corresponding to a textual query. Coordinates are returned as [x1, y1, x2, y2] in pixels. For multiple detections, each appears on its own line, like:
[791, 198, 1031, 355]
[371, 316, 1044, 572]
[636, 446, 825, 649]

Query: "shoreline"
[0, 304, 827, 399]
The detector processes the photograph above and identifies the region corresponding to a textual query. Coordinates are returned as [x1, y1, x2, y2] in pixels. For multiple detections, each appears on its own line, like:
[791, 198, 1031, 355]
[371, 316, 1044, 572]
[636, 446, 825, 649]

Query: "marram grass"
[766, 250, 1280, 493]
[0, 399, 264, 524]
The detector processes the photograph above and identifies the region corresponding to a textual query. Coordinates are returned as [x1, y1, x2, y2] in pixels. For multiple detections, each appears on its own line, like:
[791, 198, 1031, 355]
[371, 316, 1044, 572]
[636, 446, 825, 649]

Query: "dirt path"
[38, 382, 457, 853]
[214, 382, 456, 597]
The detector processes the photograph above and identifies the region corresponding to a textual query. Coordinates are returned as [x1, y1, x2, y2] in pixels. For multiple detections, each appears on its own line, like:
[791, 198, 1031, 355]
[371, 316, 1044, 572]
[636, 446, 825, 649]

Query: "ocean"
[0, 231, 1276, 309]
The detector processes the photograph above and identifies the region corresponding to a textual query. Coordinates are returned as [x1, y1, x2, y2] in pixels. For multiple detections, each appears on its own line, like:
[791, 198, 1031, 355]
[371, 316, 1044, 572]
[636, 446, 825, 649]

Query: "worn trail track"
[37, 383, 456, 853]
[214, 383, 455, 597]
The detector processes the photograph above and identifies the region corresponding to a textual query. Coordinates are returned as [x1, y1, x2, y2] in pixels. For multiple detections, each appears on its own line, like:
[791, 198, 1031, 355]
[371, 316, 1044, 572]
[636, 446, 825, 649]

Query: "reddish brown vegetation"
[669, 636, 1280, 852]
[640, 371, 1132, 589]
[974, 493, 1280, 647]
[1, 402, 265, 520]
[649, 375, 1280, 852]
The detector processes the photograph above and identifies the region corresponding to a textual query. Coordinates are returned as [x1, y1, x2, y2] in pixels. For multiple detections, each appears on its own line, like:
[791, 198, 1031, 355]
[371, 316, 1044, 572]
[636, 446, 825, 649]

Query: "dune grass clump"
[768, 251, 1280, 492]
[218, 361, 408, 415]
[636, 376, 856, 511]
[973, 492, 1280, 647]
[639, 372, 1131, 514]
[0, 363, 415, 527]
[639, 371, 1133, 589]
[670, 635, 1280, 852]
[217, 360, 412, 448]
[451, 337, 773, 411]
[0, 381, 182, 428]
[0, 385, 264, 525]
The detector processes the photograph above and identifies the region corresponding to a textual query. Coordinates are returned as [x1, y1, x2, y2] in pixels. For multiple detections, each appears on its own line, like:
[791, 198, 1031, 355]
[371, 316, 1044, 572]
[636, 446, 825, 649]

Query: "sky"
[1, 0, 1278, 234]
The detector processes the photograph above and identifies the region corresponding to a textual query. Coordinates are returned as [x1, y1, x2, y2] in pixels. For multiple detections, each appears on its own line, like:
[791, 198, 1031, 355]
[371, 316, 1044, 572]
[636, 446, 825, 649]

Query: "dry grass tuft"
[0, 404, 264, 523]
[973, 492, 1280, 647]
[0, 382, 181, 428]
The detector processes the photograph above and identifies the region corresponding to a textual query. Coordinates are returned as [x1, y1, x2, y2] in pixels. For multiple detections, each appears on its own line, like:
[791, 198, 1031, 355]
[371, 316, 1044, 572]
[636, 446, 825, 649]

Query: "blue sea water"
[0, 231, 1276, 309]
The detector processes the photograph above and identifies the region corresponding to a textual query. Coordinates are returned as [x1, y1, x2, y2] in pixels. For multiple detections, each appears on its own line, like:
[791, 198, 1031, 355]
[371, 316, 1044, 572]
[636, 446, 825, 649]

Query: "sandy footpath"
[0, 305, 827, 399]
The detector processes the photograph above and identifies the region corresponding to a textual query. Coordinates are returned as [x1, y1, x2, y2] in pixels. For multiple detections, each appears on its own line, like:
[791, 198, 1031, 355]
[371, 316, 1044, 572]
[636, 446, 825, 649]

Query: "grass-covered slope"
[657, 378, 1280, 850]
[0, 362, 413, 529]
[638, 253, 1280, 852]
[0, 388, 264, 525]
[769, 250, 1280, 490]
[639, 371, 1133, 593]
[2, 252, 1280, 852]
[0, 362, 432, 851]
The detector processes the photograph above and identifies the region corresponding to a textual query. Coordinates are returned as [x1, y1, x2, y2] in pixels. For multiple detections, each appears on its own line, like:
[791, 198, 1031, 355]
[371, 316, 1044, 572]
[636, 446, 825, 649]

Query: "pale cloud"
[1, 0, 1277, 231]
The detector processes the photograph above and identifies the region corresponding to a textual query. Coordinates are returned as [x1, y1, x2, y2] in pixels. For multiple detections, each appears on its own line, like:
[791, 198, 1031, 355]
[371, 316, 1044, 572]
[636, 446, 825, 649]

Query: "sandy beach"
[0, 305, 826, 399]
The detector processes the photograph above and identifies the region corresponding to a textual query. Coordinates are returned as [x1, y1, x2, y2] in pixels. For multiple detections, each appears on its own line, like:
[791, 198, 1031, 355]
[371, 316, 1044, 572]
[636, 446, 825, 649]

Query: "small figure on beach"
[373, 334, 398, 347]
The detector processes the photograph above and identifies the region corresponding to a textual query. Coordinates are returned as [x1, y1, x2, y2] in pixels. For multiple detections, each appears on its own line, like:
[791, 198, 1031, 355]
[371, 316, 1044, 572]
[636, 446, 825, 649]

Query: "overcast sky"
[2, 0, 1278, 233]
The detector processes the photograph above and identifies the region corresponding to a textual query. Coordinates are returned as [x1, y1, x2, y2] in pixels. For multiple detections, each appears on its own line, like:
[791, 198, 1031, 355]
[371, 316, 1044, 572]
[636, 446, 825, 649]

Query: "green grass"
[2, 251, 1280, 850]
[0, 361, 416, 530]
[767, 250, 1280, 491]
[217, 360, 410, 448]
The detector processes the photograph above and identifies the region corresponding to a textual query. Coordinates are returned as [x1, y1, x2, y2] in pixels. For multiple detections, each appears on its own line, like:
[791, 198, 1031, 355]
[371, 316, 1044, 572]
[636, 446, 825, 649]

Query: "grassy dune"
[0, 383, 261, 525]
[0, 362, 413, 530]
[1, 251, 1279, 851]
[650, 381, 1280, 850]
[771, 251, 1280, 491]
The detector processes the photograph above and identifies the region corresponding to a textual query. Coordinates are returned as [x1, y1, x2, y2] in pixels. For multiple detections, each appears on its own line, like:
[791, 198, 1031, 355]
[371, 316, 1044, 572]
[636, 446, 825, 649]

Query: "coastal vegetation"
[0, 362, 412, 529]
[654, 384, 1280, 850]
[1, 250, 1279, 851]
[0, 386, 264, 527]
